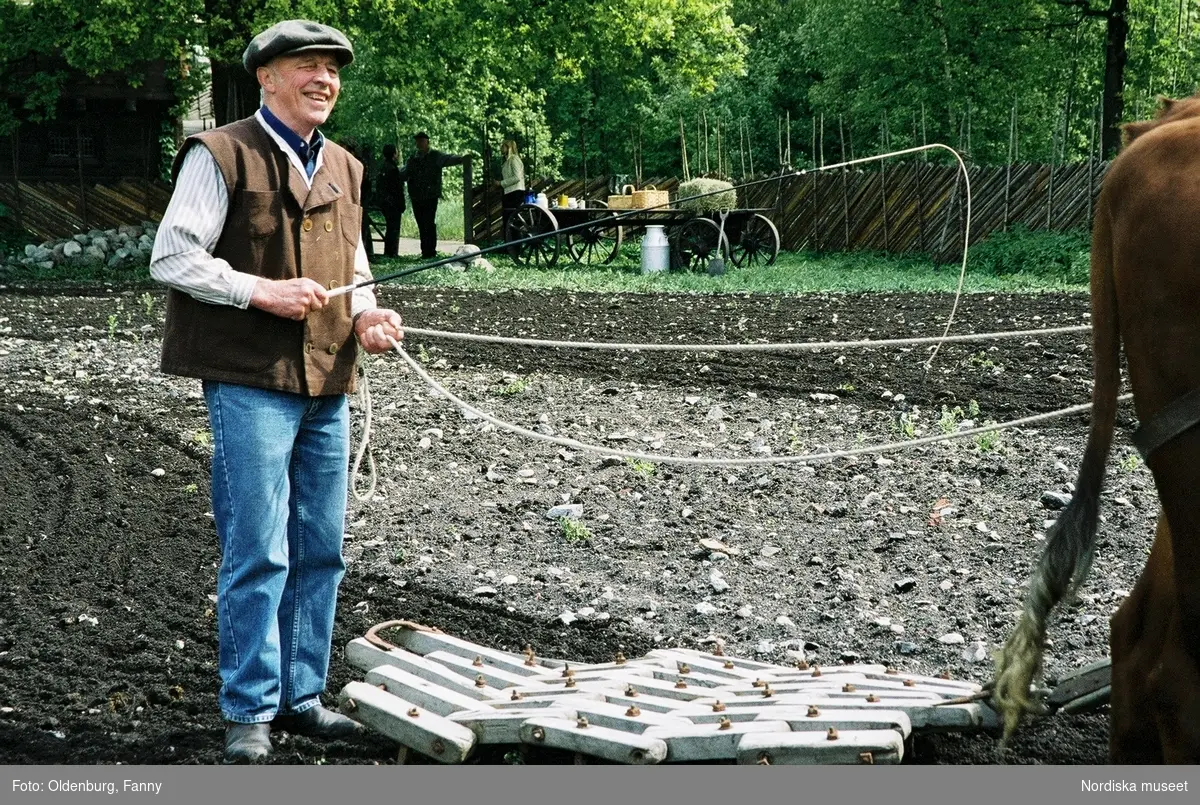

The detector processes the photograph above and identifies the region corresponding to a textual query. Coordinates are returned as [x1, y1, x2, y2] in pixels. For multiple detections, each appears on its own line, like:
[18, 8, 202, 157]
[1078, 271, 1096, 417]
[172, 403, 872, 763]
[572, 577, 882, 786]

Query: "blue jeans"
[203, 381, 350, 724]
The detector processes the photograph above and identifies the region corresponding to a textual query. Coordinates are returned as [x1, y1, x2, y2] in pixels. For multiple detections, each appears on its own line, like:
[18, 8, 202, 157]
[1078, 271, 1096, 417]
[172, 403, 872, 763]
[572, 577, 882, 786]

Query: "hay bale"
[676, 178, 737, 213]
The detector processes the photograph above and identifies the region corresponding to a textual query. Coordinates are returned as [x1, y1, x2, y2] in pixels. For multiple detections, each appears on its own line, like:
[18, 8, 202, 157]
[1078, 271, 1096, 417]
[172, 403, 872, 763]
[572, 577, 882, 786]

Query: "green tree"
[0, 0, 208, 133]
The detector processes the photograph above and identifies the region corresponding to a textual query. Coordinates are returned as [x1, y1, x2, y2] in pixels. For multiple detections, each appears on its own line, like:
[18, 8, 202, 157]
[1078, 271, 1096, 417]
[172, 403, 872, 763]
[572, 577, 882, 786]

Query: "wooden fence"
[0, 180, 171, 243]
[4, 161, 1106, 260]
[468, 161, 1108, 262]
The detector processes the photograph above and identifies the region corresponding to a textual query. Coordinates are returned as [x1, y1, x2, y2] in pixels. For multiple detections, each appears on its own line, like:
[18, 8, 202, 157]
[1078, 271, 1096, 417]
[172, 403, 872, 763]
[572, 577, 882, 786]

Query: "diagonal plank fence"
[469, 161, 1108, 262]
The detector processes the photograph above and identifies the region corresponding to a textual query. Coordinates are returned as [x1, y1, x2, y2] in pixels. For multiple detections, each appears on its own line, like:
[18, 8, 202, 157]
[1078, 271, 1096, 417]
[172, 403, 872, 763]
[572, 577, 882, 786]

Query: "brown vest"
[160, 116, 364, 396]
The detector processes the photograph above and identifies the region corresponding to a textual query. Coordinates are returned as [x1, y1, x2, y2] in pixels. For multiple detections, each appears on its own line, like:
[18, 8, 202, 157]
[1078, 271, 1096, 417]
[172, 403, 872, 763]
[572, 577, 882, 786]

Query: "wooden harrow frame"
[337, 621, 1003, 765]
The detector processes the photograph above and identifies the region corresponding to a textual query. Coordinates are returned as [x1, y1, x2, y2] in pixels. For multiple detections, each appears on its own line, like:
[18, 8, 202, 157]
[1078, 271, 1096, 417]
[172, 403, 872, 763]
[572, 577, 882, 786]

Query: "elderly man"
[150, 19, 402, 764]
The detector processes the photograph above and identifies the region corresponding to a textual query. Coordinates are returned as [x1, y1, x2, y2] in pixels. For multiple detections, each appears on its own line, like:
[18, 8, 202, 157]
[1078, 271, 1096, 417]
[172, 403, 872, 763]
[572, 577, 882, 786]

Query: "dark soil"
[0, 285, 1147, 764]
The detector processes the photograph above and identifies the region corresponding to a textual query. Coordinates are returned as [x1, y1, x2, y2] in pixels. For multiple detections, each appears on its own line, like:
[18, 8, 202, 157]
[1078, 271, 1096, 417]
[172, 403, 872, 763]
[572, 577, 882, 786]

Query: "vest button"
[324, 220, 334, 232]
[327, 343, 339, 355]
[305, 341, 315, 354]
[302, 218, 313, 232]
[328, 280, 340, 290]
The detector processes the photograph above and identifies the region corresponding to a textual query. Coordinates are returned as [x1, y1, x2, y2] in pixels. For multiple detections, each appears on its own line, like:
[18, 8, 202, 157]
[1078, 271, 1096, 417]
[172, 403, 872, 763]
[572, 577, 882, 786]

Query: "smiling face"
[257, 51, 342, 140]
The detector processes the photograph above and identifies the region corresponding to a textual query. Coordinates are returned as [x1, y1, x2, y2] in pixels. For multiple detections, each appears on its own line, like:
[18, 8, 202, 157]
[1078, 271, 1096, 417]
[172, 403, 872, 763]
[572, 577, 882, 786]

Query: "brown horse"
[991, 94, 1200, 763]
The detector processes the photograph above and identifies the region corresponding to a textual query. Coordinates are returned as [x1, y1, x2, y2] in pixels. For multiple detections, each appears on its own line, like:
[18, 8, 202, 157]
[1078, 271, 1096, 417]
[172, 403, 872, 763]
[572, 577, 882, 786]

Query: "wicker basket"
[632, 184, 670, 210]
[607, 184, 636, 210]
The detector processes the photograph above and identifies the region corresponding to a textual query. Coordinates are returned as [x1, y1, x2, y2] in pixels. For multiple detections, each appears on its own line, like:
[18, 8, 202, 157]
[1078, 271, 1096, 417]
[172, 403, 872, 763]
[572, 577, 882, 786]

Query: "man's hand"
[354, 308, 404, 353]
[250, 278, 328, 320]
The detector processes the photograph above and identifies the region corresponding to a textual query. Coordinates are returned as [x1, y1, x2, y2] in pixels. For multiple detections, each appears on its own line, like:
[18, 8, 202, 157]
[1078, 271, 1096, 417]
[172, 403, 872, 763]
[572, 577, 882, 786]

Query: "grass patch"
[367, 242, 1089, 295]
[4, 226, 1089, 296]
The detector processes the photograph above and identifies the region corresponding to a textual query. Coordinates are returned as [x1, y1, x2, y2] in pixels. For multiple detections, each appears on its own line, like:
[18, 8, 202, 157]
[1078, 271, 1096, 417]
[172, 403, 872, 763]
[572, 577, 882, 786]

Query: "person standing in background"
[498, 139, 525, 237]
[348, 143, 375, 260]
[378, 144, 405, 258]
[404, 132, 467, 258]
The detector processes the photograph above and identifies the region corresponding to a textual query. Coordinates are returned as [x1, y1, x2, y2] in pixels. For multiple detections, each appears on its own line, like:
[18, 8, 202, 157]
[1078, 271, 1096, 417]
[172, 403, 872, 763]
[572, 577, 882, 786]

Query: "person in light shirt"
[498, 138, 526, 235]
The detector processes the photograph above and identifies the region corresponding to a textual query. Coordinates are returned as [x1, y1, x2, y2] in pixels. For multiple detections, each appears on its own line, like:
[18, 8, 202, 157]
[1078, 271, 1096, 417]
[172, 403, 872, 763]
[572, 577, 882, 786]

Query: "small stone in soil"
[962, 640, 988, 663]
[546, 503, 583, 520]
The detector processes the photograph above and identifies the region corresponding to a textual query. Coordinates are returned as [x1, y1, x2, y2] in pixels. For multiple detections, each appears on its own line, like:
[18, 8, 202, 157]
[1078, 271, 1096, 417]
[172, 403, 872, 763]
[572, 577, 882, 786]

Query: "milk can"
[641, 225, 670, 274]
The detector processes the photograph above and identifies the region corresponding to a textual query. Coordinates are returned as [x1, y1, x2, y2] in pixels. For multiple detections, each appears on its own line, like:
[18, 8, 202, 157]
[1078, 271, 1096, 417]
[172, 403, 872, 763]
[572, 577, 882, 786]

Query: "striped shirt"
[150, 109, 377, 317]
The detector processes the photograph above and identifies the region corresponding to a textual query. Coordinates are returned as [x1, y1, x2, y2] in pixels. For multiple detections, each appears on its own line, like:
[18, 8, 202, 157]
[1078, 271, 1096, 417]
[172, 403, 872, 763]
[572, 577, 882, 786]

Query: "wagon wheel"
[505, 204, 561, 267]
[566, 201, 624, 265]
[670, 217, 729, 272]
[729, 213, 780, 268]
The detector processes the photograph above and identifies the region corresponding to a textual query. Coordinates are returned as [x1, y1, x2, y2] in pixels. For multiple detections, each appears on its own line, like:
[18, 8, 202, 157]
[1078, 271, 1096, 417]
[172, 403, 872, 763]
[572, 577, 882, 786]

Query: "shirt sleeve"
[149, 145, 260, 308]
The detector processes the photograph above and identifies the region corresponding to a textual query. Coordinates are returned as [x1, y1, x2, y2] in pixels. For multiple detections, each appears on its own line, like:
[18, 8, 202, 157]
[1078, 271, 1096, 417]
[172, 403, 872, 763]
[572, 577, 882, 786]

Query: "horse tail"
[992, 196, 1121, 740]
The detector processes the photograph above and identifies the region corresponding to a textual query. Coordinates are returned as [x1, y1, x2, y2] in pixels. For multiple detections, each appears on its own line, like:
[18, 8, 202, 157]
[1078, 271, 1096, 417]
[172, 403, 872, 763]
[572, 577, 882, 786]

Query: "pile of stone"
[2, 222, 158, 273]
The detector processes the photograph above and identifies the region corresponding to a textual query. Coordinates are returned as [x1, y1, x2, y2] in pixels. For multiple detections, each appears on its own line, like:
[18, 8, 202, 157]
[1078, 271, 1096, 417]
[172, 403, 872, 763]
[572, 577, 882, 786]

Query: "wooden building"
[0, 58, 178, 239]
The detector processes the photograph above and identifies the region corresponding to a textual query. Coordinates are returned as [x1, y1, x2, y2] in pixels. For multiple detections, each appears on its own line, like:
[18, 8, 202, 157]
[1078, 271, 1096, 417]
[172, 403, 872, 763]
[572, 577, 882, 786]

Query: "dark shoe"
[223, 722, 272, 764]
[273, 705, 364, 739]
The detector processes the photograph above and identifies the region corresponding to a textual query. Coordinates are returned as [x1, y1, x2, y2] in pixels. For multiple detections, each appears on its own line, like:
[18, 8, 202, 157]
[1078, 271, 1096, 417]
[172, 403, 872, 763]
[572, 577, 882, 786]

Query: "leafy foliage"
[12, 1, 1200, 190]
[967, 225, 1091, 282]
[0, 0, 208, 133]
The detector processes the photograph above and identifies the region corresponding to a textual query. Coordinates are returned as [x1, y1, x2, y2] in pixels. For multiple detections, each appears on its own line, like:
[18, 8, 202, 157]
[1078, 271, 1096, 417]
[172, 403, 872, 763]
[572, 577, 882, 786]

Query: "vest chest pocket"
[235, 190, 282, 237]
[340, 201, 362, 246]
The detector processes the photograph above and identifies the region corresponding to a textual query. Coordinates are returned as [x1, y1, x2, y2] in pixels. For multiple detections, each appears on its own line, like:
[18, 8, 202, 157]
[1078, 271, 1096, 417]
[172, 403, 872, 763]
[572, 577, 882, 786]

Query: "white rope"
[385, 335, 1128, 468]
[785, 143, 975, 373]
[401, 324, 1090, 353]
[350, 362, 379, 502]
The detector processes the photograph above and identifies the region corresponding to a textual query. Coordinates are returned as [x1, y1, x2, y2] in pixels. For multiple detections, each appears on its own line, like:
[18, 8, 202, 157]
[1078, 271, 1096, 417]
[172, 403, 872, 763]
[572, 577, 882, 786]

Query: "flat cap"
[243, 20, 354, 75]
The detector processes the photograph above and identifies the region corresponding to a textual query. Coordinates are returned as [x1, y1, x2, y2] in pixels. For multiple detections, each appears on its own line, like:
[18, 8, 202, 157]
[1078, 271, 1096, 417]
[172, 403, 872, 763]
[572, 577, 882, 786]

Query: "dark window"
[45, 125, 101, 167]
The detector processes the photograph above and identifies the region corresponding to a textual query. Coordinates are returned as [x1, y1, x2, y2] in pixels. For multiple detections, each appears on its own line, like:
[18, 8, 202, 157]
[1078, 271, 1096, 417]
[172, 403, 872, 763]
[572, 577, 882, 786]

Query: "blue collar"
[259, 105, 324, 178]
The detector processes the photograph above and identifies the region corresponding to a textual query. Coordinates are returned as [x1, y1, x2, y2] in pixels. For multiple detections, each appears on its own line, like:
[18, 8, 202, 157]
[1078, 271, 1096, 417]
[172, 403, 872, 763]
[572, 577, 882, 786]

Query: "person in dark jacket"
[378, 144, 405, 257]
[404, 132, 467, 258]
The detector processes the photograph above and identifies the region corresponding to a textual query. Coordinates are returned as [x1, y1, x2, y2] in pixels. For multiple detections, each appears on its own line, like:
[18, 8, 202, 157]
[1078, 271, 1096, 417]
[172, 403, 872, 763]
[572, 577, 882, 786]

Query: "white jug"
[641, 225, 670, 274]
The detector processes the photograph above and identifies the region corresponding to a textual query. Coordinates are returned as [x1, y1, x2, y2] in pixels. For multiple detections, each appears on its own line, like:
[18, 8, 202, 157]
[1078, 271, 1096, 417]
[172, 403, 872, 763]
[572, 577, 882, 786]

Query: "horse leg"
[1148, 632, 1200, 763]
[1140, 429, 1200, 761]
[1108, 514, 1170, 763]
